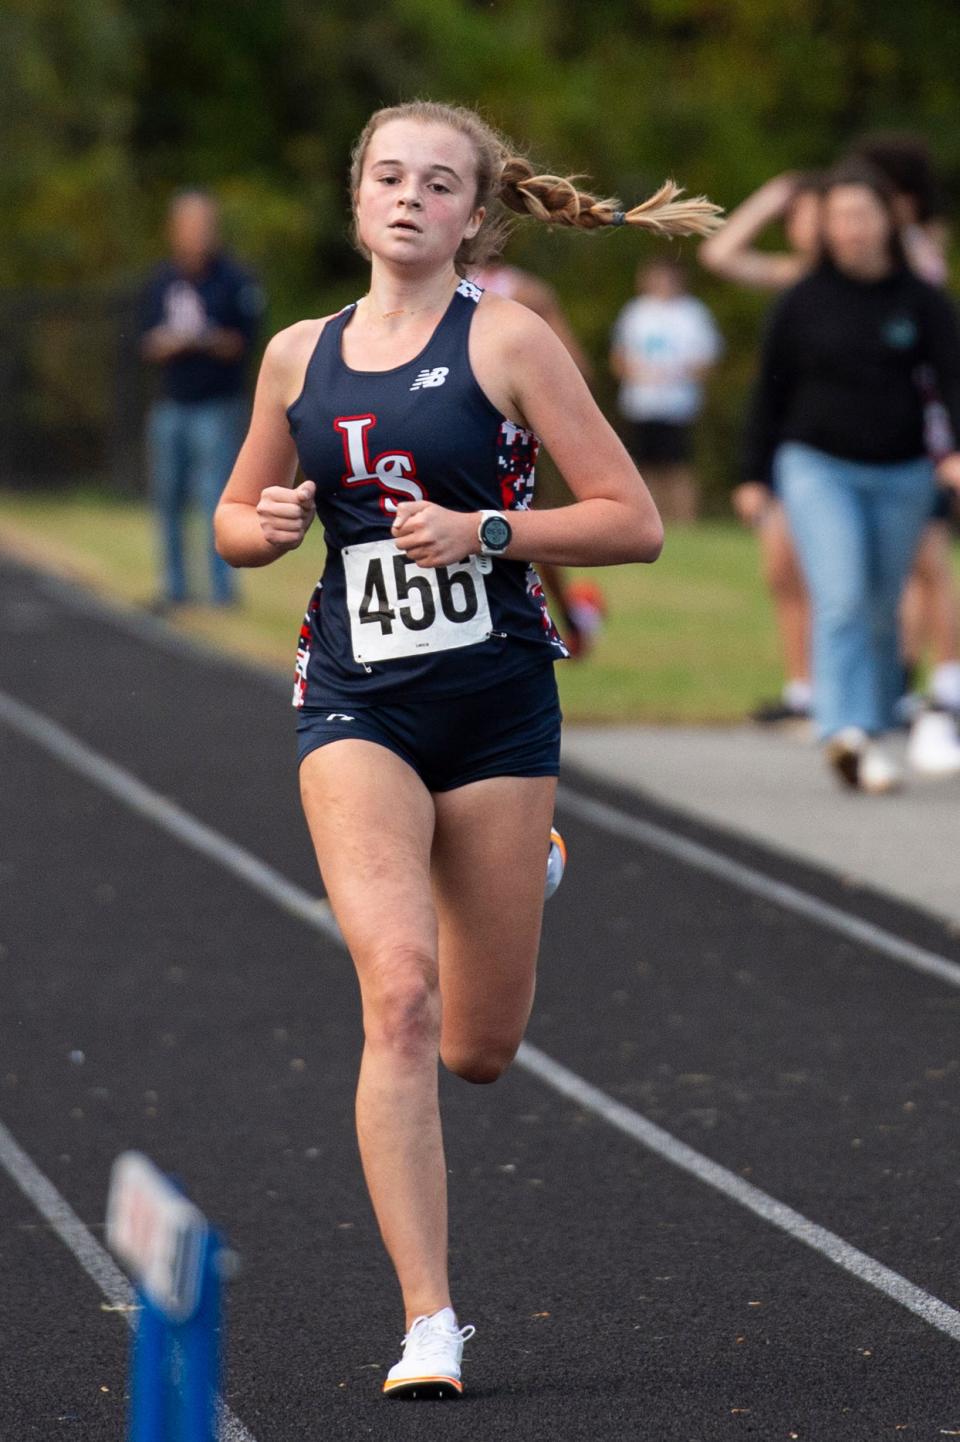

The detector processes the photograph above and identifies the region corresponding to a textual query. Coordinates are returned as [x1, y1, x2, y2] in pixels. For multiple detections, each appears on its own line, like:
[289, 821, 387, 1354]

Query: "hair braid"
[498, 164, 724, 239]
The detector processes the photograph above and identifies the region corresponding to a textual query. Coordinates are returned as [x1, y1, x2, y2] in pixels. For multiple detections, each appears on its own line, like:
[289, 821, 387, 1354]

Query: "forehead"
[826, 184, 882, 210]
[170, 197, 217, 227]
[364, 119, 477, 176]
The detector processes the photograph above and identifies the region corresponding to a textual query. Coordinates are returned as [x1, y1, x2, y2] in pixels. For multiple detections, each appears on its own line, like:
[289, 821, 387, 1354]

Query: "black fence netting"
[0, 286, 153, 493]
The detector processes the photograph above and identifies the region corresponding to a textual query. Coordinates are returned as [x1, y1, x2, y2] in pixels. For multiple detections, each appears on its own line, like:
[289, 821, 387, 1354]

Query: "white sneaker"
[907, 708, 960, 777]
[545, 827, 566, 901]
[382, 1308, 475, 1399]
[860, 742, 903, 794]
[825, 727, 868, 788]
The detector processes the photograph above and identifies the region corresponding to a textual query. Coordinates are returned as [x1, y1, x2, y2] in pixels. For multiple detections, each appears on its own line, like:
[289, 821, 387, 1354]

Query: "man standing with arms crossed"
[141, 189, 263, 611]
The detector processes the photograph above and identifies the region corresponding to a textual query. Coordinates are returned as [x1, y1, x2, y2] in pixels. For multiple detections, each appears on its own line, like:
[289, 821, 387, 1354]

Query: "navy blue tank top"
[286, 279, 567, 706]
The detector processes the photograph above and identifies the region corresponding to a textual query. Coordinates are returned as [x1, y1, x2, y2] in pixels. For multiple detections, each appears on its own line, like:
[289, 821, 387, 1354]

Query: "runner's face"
[823, 185, 893, 273]
[356, 120, 485, 269]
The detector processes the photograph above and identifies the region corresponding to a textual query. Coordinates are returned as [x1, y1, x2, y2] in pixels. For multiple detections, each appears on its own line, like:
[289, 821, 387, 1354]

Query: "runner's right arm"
[214, 324, 322, 567]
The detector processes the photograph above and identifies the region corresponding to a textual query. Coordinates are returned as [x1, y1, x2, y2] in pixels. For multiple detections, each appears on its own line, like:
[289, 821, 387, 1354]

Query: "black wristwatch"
[478, 510, 512, 556]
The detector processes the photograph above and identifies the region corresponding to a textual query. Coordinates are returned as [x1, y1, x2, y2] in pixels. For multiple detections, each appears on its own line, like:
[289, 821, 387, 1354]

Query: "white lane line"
[519, 1042, 960, 1342]
[557, 785, 960, 992]
[4, 688, 960, 1345]
[17, 549, 959, 991]
[0, 690, 341, 944]
[0, 1119, 256, 1442]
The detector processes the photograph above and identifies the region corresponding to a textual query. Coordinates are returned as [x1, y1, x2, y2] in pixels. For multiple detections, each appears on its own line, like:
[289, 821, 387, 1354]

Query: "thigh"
[299, 739, 438, 988]
[188, 401, 244, 513]
[775, 445, 868, 614]
[147, 403, 186, 501]
[869, 462, 937, 603]
[431, 774, 557, 1054]
[759, 501, 805, 594]
[910, 519, 952, 586]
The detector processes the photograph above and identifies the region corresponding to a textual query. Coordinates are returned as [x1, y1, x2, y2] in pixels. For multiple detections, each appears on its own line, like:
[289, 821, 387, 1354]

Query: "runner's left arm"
[392, 308, 663, 569]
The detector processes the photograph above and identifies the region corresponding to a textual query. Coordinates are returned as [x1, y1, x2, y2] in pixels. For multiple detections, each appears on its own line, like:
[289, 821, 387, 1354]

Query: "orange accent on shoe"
[382, 1374, 464, 1396]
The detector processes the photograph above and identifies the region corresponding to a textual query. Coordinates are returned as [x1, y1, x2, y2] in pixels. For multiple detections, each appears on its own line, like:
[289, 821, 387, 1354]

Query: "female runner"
[214, 100, 721, 1398]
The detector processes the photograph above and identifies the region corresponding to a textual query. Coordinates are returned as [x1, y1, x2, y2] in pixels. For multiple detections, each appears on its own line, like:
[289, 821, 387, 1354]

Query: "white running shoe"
[382, 1308, 475, 1399]
[545, 826, 566, 901]
[859, 742, 903, 794]
[907, 708, 960, 777]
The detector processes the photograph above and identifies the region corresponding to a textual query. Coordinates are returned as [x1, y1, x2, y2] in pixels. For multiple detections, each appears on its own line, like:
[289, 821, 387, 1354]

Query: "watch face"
[481, 515, 511, 551]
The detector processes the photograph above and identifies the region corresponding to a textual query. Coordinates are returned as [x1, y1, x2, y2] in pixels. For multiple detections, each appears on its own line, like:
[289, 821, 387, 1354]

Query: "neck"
[363, 265, 459, 321]
[834, 253, 893, 282]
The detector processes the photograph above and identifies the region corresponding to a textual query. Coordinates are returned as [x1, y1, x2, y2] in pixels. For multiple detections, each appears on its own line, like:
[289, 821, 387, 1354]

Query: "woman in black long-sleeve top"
[740, 162, 960, 791]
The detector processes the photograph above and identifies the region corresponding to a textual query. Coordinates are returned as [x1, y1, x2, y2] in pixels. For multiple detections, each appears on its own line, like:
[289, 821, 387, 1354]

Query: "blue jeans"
[775, 442, 937, 738]
[147, 396, 246, 604]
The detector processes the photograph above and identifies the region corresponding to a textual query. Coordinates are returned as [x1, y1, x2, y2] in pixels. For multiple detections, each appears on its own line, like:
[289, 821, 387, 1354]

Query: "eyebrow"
[370, 160, 463, 182]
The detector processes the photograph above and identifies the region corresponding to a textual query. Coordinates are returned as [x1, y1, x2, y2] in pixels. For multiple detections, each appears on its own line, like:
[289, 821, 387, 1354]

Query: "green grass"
[0, 489, 789, 723]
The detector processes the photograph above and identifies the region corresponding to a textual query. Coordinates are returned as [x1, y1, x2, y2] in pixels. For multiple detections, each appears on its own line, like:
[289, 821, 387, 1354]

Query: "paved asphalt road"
[2, 553, 960, 1441]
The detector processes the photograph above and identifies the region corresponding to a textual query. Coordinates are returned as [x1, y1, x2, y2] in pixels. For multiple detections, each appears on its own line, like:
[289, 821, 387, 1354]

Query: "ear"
[464, 205, 485, 241]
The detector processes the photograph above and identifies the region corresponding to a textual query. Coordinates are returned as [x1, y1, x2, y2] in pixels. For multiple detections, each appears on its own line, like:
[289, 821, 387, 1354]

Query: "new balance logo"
[325, 713, 355, 722]
[410, 367, 449, 391]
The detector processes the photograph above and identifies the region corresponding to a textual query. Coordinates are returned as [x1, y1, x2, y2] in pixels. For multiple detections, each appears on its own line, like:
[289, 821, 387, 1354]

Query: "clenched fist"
[257, 481, 316, 551]
[390, 500, 479, 568]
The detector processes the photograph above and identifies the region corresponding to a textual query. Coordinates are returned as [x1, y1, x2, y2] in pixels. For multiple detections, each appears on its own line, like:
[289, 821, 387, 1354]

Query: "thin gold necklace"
[361, 285, 455, 321]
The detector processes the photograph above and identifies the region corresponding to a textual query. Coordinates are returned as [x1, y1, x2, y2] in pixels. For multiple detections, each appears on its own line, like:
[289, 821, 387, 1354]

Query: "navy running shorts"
[296, 662, 561, 792]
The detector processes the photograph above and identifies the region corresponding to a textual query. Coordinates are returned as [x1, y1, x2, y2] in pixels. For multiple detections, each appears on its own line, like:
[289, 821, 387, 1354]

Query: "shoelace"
[401, 1314, 476, 1366]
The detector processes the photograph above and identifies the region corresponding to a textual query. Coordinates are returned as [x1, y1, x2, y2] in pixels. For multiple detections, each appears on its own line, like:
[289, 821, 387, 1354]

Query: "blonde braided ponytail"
[498, 161, 724, 239]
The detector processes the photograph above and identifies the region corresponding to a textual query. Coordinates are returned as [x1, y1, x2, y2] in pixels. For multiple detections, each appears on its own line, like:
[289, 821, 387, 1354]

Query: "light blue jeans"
[147, 396, 246, 604]
[775, 442, 937, 738]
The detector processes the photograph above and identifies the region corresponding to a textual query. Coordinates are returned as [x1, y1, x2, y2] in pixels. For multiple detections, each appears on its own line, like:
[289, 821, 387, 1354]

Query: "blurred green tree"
[5, 0, 960, 494]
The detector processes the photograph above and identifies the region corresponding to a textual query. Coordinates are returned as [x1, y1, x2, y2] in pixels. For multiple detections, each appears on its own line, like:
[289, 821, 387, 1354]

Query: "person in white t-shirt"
[610, 258, 722, 522]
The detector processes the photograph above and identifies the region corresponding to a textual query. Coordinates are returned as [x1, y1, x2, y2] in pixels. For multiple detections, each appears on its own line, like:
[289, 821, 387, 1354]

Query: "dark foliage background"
[4, 0, 959, 492]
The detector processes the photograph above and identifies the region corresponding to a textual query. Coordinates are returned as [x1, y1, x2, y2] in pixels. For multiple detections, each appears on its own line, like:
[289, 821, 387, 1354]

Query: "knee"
[361, 948, 440, 1060]
[816, 586, 865, 635]
[441, 1038, 518, 1086]
[763, 548, 805, 601]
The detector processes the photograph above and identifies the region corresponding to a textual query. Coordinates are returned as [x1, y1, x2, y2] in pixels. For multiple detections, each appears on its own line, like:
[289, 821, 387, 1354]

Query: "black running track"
[3, 550, 960, 1441]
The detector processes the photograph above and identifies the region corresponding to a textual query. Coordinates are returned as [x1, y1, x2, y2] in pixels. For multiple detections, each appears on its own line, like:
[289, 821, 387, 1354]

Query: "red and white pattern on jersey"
[525, 565, 569, 655]
[497, 419, 539, 512]
[293, 581, 322, 707]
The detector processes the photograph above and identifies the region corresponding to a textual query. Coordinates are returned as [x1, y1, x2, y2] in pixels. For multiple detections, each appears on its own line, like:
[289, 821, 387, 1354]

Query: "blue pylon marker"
[107, 1152, 235, 1442]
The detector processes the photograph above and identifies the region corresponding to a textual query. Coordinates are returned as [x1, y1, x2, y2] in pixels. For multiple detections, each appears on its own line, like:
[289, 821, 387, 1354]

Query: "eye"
[429, 182, 451, 194]
[377, 174, 400, 185]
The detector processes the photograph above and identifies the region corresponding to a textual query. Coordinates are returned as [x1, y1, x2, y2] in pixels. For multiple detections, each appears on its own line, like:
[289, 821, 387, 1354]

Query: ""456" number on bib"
[342, 539, 493, 664]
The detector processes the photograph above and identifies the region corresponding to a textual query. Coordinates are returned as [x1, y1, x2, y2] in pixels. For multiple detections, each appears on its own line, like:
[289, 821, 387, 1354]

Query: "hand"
[936, 452, 960, 492]
[732, 481, 772, 528]
[142, 326, 195, 362]
[256, 480, 316, 550]
[390, 501, 478, 567]
[201, 326, 246, 362]
[753, 172, 801, 214]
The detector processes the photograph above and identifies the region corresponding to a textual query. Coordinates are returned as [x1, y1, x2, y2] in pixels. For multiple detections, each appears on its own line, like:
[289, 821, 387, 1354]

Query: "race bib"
[342, 539, 493, 664]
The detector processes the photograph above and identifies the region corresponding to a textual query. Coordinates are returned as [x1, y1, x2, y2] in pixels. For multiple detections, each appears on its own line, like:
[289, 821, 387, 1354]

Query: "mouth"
[389, 219, 422, 234]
